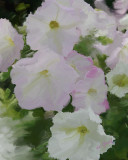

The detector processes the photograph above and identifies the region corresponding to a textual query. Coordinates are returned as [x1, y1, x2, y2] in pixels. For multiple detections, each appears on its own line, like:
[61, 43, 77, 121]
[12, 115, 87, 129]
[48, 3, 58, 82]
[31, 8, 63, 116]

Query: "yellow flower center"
[77, 126, 88, 136]
[113, 74, 128, 87]
[5, 36, 15, 46]
[120, 43, 128, 54]
[88, 88, 97, 95]
[40, 70, 49, 77]
[70, 64, 78, 71]
[49, 21, 59, 29]
[95, 8, 102, 11]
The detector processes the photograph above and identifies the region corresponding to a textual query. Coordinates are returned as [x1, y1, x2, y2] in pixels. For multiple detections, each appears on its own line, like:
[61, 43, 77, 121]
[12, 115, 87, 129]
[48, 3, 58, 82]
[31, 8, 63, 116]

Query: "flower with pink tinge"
[65, 51, 93, 79]
[0, 19, 24, 72]
[72, 66, 108, 114]
[56, 0, 104, 36]
[11, 48, 78, 111]
[46, 0, 116, 40]
[46, 0, 73, 8]
[94, 10, 117, 39]
[25, 0, 86, 57]
[72, 0, 117, 38]
[104, 31, 128, 69]
[114, 0, 128, 15]
[95, 0, 128, 31]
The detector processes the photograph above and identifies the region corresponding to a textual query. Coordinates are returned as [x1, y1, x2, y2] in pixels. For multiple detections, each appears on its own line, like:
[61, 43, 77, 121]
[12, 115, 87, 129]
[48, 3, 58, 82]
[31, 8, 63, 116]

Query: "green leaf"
[0, 88, 28, 119]
[16, 117, 53, 159]
[20, 34, 37, 58]
[42, 152, 56, 160]
[96, 36, 113, 45]
[15, 3, 30, 12]
[0, 67, 11, 82]
[74, 35, 99, 57]
[94, 54, 110, 74]
[63, 103, 75, 113]
[32, 108, 45, 118]
[100, 94, 128, 160]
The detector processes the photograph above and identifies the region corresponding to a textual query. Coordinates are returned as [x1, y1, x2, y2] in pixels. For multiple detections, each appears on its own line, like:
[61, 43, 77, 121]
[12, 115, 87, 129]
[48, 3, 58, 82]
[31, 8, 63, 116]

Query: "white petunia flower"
[25, 0, 85, 56]
[11, 48, 78, 111]
[48, 108, 115, 160]
[106, 62, 128, 98]
[118, 14, 128, 31]
[0, 19, 24, 72]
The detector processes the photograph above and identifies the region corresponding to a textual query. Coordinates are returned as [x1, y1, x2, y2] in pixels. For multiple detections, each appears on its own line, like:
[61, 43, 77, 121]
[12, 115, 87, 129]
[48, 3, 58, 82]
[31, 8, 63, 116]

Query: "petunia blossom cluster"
[1, 0, 128, 159]
[11, 0, 110, 114]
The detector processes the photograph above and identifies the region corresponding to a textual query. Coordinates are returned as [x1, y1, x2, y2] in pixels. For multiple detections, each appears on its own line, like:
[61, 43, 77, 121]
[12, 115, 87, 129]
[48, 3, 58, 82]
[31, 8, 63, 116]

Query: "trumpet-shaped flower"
[94, 10, 116, 39]
[105, 31, 128, 69]
[48, 108, 115, 160]
[72, 0, 117, 38]
[25, 1, 85, 56]
[114, 0, 128, 15]
[65, 51, 93, 79]
[46, 0, 116, 39]
[46, 0, 73, 8]
[0, 19, 24, 72]
[72, 67, 108, 114]
[106, 63, 128, 98]
[11, 48, 78, 111]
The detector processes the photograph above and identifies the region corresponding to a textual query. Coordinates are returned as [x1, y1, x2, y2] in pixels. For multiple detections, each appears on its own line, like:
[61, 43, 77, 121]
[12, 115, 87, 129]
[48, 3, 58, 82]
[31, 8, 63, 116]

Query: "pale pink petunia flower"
[25, 0, 86, 57]
[72, 0, 117, 39]
[0, 19, 24, 72]
[114, 0, 128, 15]
[11, 48, 78, 111]
[54, 0, 117, 38]
[65, 51, 93, 79]
[72, 66, 108, 114]
[104, 31, 128, 69]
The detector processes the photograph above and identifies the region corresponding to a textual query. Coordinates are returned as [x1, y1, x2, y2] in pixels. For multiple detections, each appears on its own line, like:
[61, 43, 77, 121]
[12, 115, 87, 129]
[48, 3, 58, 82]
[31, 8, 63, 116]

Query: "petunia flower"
[48, 108, 115, 160]
[65, 51, 93, 79]
[42, 0, 117, 44]
[71, 66, 108, 114]
[0, 19, 24, 72]
[25, 0, 85, 57]
[106, 62, 128, 98]
[52, 0, 96, 31]
[11, 48, 78, 111]
[46, 0, 74, 8]
[71, 0, 117, 38]
[105, 31, 128, 69]
[118, 14, 128, 31]
[114, 0, 128, 15]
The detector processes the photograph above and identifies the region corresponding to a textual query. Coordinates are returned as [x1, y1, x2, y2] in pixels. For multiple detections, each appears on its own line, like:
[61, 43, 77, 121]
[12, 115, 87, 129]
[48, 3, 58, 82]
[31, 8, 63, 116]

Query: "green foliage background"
[0, 0, 128, 160]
